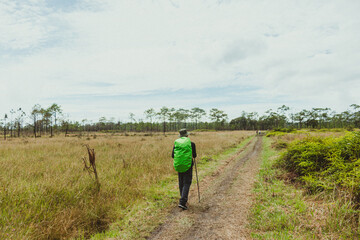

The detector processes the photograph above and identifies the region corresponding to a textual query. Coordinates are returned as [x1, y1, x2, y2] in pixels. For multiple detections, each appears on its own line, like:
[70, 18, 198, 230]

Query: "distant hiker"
[171, 129, 197, 210]
[256, 130, 258, 135]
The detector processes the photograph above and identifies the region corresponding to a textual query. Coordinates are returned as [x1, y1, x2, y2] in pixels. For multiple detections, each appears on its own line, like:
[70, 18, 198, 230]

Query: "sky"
[1, 0, 360, 123]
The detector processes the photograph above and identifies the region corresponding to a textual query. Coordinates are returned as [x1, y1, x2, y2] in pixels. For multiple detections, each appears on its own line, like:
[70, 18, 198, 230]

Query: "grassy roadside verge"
[90, 135, 255, 239]
[249, 136, 359, 239]
[250, 136, 311, 239]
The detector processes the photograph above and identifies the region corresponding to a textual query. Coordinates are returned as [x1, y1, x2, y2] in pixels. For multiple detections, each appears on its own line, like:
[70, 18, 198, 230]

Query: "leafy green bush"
[266, 128, 297, 137]
[266, 131, 286, 137]
[307, 128, 346, 133]
[273, 127, 296, 133]
[346, 126, 354, 131]
[272, 140, 288, 150]
[278, 132, 360, 199]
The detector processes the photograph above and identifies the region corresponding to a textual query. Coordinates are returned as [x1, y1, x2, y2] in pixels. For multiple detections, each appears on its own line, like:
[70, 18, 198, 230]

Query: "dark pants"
[178, 166, 193, 206]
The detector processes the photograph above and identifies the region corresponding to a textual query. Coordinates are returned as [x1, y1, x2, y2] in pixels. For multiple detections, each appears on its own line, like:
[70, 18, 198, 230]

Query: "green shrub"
[266, 131, 286, 137]
[278, 132, 360, 198]
[273, 127, 296, 133]
[266, 128, 297, 137]
[346, 126, 354, 131]
[332, 128, 345, 132]
[272, 140, 288, 150]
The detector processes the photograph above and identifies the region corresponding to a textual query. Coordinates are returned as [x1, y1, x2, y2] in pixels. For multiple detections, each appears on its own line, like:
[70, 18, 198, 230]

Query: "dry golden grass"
[0, 131, 253, 239]
[274, 131, 345, 141]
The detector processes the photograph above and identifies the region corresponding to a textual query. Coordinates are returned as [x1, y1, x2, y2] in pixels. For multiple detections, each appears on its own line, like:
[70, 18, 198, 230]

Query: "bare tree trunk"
[18, 122, 20, 137]
[65, 122, 69, 137]
[54, 112, 57, 130]
[33, 120, 37, 138]
[163, 121, 166, 135]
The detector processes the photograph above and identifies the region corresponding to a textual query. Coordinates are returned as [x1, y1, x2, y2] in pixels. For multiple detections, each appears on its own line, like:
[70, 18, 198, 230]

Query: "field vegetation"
[278, 131, 360, 197]
[0, 131, 253, 239]
[251, 129, 360, 239]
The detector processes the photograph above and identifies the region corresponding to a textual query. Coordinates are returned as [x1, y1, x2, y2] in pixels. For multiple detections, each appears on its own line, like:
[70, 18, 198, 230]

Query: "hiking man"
[171, 129, 197, 210]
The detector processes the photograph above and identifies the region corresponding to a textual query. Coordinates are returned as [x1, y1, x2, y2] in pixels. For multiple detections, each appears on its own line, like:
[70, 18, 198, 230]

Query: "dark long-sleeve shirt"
[171, 142, 197, 159]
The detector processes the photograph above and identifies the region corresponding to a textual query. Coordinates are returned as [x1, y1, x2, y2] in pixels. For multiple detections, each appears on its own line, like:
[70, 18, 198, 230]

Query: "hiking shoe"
[178, 204, 188, 210]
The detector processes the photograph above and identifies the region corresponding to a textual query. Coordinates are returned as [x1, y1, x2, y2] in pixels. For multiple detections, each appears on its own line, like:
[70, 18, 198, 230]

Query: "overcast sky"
[1, 0, 360, 122]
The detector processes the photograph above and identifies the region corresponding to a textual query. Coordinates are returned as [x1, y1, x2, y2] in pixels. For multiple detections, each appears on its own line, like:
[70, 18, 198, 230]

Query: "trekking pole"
[193, 158, 200, 203]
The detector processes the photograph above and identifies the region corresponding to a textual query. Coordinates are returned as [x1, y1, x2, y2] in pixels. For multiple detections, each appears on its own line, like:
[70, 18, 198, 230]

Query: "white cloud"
[0, 0, 360, 121]
[0, 1, 47, 50]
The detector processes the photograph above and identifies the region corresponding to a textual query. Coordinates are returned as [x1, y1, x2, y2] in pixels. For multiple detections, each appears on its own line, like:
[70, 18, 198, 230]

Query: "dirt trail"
[148, 136, 263, 240]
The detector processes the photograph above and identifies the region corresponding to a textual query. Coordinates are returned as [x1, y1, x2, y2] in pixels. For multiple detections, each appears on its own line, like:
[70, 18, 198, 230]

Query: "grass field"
[0, 131, 253, 239]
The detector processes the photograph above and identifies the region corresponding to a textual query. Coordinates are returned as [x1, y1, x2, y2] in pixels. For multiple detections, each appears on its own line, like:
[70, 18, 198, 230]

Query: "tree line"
[1, 103, 359, 139]
[1, 104, 63, 139]
[230, 104, 360, 130]
[0, 104, 228, 138]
